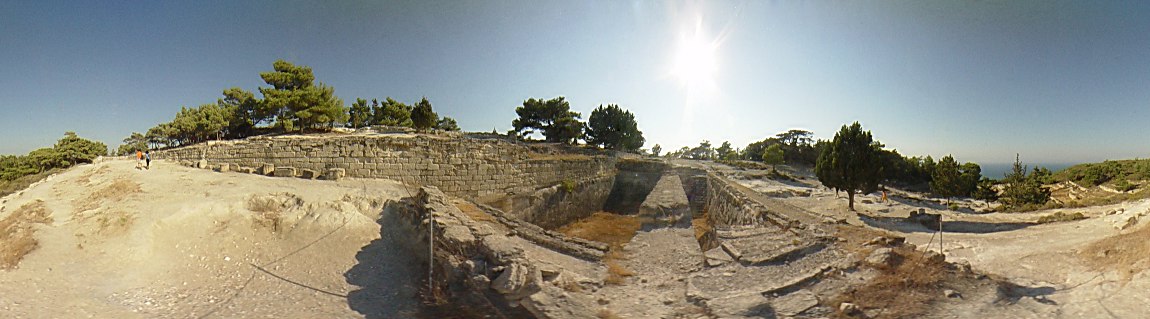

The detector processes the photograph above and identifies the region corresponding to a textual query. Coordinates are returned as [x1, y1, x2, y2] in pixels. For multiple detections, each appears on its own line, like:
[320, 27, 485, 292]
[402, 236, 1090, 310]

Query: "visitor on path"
[136, 150, 143, 169]
[145, 150, 151, 170]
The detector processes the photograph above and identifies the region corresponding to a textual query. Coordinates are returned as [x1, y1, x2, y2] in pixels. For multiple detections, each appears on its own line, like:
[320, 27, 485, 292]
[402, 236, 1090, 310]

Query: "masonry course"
[154, 134, 617, 199]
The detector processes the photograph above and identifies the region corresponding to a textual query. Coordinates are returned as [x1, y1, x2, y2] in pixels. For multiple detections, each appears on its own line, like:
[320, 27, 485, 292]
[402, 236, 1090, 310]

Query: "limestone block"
[274, 167, 297, 178]
[196, 159, 208, 169]
[258, 163, 275, 176]
[324, 168, 345, 180]
[299, 169, 320, 179]
[217, 163, 231, 173]
[237, 167, 255, 174]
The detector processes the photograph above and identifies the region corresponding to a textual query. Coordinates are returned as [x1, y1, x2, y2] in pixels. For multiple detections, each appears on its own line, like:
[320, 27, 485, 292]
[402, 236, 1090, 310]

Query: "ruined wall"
[153, 134, 616, 199]
[704, 173, 797, 228]
[484, 175, 616, 229]
[602, 159, 667, 214]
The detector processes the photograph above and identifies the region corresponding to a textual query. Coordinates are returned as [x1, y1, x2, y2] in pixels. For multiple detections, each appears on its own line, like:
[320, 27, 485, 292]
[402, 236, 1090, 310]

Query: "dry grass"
[828, 225, 949, 319]
[596, 308, 622, 319]
[453, 200, 495, 223]
[557, 212, 641, 249]
[558, 212, 641, 285]
[692, 212, 718, 251]
[73, 178, 141, 214]
[246, 193, 302, 232]
[1080, 222, 1150, 280]
[829, 245, 949, 319]
[0, 200, 53, 269]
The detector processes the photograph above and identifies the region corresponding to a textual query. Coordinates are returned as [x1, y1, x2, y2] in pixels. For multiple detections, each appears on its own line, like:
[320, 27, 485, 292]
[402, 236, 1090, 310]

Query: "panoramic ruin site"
[2, 130, 1149, 318]
[5, 2, 1150, 319]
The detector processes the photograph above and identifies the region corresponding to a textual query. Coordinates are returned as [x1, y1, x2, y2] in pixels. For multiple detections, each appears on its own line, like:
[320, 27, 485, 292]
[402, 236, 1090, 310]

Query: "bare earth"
[0, 159, 423, 318]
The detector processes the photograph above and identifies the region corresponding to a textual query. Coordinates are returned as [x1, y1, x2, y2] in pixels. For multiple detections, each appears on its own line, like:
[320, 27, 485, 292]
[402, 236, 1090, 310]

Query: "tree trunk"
[847, 190, 856, 211]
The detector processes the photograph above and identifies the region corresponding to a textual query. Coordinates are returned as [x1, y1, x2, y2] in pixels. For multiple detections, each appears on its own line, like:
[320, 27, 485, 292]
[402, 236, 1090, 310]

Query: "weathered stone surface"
[706, 292, 772, 318]
[491, 262, 543, 301]
[237, 167, 254, 174]
[704, 247, 734, 267]
[152, 134, 617, 199]
[772, 291, 818, 317]
[258, 163, 275, 175]
[520, 286, 598, 319]
[324, 168, 345, 180]
[196, 159, 208, 169]
[217, 163, 231, 172]
[638, 174, 691, 228]
[865, 247, 896, 267]
[274, 167, 297, 177]
[299, 169, 319, 179]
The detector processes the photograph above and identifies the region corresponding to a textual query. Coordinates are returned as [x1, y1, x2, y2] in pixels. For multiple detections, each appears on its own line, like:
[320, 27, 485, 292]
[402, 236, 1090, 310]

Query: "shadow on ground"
[996, 281, 1058, 305]
[860, 214, 1036, 234]
[345, 201, 424, 319]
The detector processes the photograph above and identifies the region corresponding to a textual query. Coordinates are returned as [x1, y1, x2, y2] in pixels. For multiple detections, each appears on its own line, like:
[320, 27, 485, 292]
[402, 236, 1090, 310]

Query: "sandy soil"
[0, 159, 425, 318]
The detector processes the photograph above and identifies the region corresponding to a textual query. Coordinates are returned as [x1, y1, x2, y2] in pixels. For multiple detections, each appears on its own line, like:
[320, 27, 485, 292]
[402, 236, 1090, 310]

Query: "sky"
[2, 0, 1149, 166]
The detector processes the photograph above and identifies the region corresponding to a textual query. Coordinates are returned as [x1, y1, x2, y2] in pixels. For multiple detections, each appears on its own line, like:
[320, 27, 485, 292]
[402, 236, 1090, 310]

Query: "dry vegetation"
[453, 200, 495, 223]
[692, 212, 718, 251]
[0, 200, 53, 269]
[1080, 222, 1150, 280]
[831, 245, 949, 318]
[829, 225, 952, 319]
[1036, 211, 1087, 224]
[72, 178, 141, 214]
[596, 308, 622, 319]
[557, 212, 641, 285]
[246, 193, 303, 232]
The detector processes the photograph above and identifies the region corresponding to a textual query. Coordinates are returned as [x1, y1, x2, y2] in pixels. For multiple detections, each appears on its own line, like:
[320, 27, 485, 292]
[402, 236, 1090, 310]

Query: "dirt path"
[0, 159, 424, 318]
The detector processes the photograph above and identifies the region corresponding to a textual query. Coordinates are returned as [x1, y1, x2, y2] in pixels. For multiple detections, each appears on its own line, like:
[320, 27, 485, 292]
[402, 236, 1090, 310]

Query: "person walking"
[136, 150, 143, 169]
[145, 150, 151, 170]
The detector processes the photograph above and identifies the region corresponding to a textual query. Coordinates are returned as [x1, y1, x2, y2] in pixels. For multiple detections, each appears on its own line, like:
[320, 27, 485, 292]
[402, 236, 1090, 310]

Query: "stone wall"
[483, 175, 616, 229]
[602, 159, 667, 214]
[704, 173, 797, 228]
[154, 134, 617, 199]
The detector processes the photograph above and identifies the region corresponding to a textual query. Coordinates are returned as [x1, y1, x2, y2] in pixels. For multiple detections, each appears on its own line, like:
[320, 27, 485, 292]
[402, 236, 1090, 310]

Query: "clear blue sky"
[2, 0, 1149, 165]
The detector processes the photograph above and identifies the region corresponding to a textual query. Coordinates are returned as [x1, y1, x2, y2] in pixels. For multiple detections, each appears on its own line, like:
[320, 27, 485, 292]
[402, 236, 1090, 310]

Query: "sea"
[979, 162, 1076, 180]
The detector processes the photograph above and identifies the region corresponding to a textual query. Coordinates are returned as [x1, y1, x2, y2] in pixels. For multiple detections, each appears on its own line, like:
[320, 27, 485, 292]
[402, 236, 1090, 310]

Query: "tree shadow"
[859, 214, 1035, 234]
[344, 200, 425, 318]
[995, 281, 1058, 305]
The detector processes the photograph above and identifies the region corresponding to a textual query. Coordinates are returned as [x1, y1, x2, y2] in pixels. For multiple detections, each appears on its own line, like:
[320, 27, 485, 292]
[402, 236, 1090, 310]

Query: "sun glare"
[672, 18, 719, 91]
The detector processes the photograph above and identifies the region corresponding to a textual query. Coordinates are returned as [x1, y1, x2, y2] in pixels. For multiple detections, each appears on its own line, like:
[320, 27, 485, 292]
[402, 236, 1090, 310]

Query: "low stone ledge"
[274, 167, 297, 177]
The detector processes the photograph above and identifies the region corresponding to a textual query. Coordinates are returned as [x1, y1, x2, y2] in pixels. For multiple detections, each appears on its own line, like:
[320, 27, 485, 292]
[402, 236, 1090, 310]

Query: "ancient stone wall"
[484, 175, 616, 229]
[603, 159, 667, 214]
[704, 173, 797, 228]
[153, 134, 616, 199]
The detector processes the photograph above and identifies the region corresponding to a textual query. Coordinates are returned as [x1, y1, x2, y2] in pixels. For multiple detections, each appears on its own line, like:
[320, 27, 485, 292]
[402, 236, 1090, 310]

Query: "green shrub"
[1037, 212, 1087, 224]
[1114, 179, 1138, 192]
[947, 203, 960, 211]
[560, 179, 576, 193]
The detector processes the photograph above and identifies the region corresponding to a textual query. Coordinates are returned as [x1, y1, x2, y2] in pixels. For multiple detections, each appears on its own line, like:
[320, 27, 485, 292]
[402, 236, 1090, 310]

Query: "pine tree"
[815, 122, 883, 210]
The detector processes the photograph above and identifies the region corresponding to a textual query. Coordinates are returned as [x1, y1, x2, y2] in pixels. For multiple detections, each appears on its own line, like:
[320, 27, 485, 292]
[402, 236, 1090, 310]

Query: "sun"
[671, 20, 718, 90]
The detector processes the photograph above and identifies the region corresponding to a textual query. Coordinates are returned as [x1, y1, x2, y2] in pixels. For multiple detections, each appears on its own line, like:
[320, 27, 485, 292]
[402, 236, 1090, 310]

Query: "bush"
[948, 203, 960, 211]
[1037, 212, 1087, 224]
[1114, 179, 1138, 192]
[560, 179, 576, 193]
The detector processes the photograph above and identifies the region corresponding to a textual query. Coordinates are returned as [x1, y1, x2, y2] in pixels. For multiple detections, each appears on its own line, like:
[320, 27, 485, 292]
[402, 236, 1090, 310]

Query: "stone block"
[237, 167, 255, 174]
[196, 159, 208, 169]
[217, 163, 231, 173]
[299, 169, 319, 179]
[274, 167, 297, 177]
[258, 163, 275, 175]
[324, 168, 346, 180]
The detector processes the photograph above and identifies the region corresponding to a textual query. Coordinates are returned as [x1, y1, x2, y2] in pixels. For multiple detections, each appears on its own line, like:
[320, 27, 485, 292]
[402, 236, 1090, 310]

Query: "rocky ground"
[719, 162, 1150, 319]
